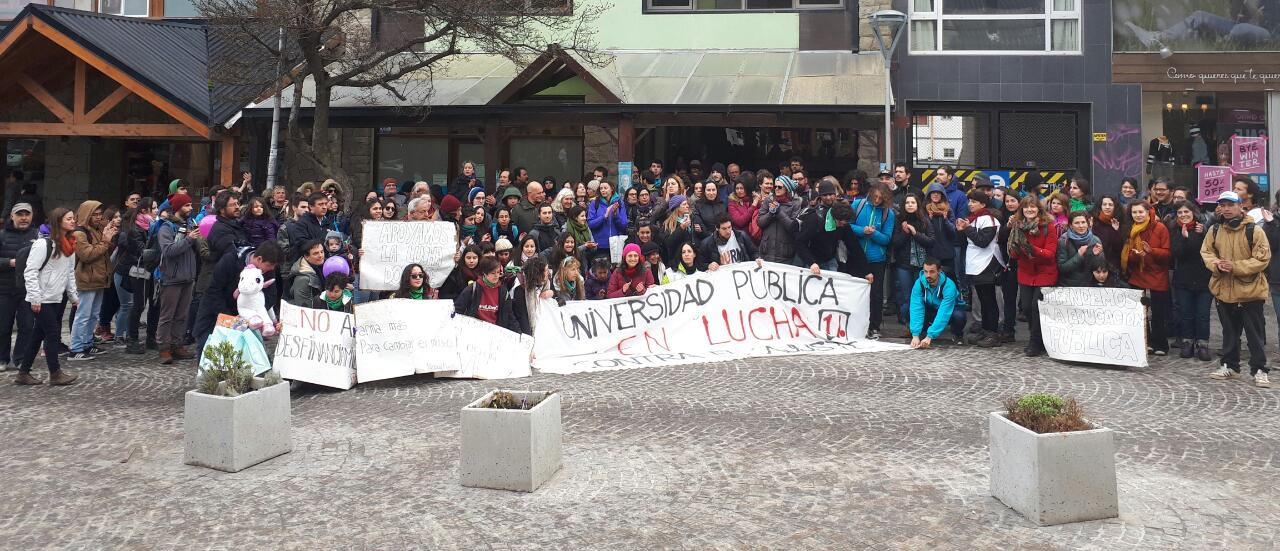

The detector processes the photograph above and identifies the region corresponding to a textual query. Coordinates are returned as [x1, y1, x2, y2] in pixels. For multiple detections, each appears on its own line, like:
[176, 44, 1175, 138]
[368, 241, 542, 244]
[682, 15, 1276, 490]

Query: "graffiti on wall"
[1092, 124, 1143, 191]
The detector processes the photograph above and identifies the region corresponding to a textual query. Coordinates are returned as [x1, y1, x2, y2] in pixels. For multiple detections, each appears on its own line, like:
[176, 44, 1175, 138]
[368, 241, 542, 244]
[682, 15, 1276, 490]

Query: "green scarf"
[409, 287, 424, 300]
[824, 207, 836, 232]
[566, 218, 593, 247]
[325, 289, 352, 309]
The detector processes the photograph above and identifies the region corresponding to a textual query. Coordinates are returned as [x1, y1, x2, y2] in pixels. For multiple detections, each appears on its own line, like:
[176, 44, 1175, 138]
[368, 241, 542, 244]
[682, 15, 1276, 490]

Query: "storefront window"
[1152, 91, 1269, 194]
[376, 137, 449, 188]
[126, 142, 214, 198]
[5, 138, 44, 193]
[163, 0, 199, 17]
[509, 137, 583, 185]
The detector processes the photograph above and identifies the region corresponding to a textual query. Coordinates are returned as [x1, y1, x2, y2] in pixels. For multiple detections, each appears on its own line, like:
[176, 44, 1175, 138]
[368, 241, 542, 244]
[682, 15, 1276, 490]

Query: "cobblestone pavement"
[0, 318, 1277, 550]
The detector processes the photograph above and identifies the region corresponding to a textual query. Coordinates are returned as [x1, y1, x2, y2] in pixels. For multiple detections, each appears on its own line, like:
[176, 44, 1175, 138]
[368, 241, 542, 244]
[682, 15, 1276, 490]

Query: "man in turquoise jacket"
[910, 258, 966, 349]
[851, 184, 895, 340]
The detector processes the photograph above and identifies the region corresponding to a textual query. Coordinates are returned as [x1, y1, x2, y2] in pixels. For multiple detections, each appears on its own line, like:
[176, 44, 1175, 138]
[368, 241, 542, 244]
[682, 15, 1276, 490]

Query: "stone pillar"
[583, 124, 618, 180]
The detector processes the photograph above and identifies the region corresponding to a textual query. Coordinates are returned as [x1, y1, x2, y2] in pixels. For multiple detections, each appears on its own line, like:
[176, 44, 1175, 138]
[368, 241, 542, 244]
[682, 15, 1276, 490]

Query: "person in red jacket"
[607, 243, 654, 298]
[1006, 195, 1059, 357]
[1121, 201, 1172, 356]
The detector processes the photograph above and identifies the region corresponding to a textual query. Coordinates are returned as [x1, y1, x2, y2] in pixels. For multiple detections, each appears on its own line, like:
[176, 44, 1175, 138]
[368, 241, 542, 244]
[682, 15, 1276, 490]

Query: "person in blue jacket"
[587, 180, 628, 264]
[910, 258, 966, 349]
[851, 183, 895, 340]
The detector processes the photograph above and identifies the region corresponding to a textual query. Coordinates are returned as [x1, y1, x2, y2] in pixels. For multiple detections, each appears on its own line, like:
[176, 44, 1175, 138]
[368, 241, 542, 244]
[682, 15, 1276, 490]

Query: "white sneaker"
[1255, 372, 1271, 388]
[0, 362, 10, 372]
[1209, 365, 1238, 380]
[1124, 21, 1163, 48]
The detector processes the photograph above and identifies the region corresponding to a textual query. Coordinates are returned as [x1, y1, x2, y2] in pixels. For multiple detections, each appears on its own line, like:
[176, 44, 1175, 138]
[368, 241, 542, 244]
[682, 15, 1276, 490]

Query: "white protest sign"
[533, 261, 905, 374]
[359, 221, 457, 290]
[355, 298, 532, 382]
[1038, 287, 1147, 368]
[274, 302, 357, 389]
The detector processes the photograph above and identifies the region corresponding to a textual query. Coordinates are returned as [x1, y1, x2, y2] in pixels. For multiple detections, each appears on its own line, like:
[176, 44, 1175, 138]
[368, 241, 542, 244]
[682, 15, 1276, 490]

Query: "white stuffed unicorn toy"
[233, 265, 277, 337]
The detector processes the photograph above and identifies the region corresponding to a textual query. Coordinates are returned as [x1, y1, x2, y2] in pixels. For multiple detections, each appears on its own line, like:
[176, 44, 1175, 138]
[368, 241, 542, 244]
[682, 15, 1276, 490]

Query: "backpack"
[14, 237, 53, 297]
[1210, 221, 1255, 257]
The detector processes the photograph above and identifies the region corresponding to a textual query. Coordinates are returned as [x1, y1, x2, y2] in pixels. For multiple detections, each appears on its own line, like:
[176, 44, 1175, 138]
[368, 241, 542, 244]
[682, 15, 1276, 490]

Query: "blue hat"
[668, 194, 687, 211]
[775, 175, 797, 196]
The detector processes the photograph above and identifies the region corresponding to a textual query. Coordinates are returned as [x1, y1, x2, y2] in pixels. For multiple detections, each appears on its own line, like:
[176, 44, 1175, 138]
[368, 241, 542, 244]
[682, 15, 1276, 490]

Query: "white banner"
[275, 302, 357, 389]
[1039, 287, 1148, 368]
[533, 261, 904, 374]
[354, 298, 532, 383]
[359, 221, 458, 290]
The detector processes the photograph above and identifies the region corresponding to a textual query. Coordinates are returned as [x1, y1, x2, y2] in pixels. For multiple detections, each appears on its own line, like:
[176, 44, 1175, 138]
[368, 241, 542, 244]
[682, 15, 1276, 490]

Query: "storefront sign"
[532, 261, 905, 374]
[1231, 136, 1267, 174]
[1197, 165, 1233, 202]
[1165, 67, 1280, 84]
[1039, 288, 1147, 368]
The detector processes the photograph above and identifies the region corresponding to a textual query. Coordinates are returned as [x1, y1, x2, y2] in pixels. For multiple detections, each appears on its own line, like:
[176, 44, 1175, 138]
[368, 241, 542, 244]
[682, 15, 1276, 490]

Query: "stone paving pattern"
[0, 319, 1277, 550]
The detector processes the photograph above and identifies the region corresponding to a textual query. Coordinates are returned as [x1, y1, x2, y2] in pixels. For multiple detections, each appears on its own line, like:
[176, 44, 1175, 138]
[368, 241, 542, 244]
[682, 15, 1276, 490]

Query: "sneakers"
[48, 370, 78, 386]
[13, 371, 42, 385]
[1123, 21, 1163, 48]
[1180, 340, 1194, 359]
[66, 351, 95, 362]
[866, 329, 881, 341]
[88, 346, 107, 355]
[1195, 344, 1213, 362]
[1209, 365, 1239, 380]
[0, 362, 10, 372]
[1152, 349, 1167, 357]
[1256, 372, 1271, 388]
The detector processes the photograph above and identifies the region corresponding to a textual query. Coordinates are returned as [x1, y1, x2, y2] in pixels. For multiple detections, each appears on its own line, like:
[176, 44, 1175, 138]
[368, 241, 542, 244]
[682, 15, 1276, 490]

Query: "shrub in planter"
[989, 393, 1118, 525]
[460, 390, 562, 492]
[184, 341, 292, 473]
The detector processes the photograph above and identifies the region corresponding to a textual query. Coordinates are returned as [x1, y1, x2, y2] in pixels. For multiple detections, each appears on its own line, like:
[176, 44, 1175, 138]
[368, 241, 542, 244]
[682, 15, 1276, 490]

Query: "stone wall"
[582, 125, 618, 181]
[42, 138, 91, 211]
[858, 0, 893, 53]
[282, 128, 375, 197]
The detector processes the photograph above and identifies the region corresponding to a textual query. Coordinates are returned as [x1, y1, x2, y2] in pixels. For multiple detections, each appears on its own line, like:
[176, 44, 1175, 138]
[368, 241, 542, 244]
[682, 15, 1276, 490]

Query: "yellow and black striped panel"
[912, 169, 1074, 195]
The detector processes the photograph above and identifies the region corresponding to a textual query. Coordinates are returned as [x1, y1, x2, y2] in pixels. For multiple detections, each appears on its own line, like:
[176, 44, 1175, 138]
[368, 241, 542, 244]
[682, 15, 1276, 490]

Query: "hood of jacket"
[923, 182, 947, 198]
[75, 200, 103, 236]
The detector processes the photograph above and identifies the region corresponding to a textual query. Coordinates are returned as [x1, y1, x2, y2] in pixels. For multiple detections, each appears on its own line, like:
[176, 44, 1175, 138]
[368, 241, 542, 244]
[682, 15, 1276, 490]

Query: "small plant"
[482, 390, 554, 410]
[1002, 393, 1093, 434]
[197, 340, 282, 397]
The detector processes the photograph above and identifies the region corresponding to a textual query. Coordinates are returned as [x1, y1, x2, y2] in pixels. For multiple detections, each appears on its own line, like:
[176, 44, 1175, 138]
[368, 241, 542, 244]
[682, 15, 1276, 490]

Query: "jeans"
[817, 258, 838, 272]
[867, 261, 886, 331]
[1019, 284, 1045, 352]
[99, 276, 119, 332]
[19, 301, 64, 374]
[156, 282, 194, 348]
[0, 290, 32, 364]
[113, 273, 135, 340]
[921, 304, 966, 339]
[1218, 300, 1268, 375]
[69, 289, 104, 353]
[895, 265, 919, 324]
[1172, 286, 1211, 342]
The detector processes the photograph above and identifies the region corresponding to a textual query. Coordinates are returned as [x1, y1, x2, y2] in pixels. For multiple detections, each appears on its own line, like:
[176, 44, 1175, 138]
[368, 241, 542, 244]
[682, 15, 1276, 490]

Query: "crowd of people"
[1, 157, 1273, 389]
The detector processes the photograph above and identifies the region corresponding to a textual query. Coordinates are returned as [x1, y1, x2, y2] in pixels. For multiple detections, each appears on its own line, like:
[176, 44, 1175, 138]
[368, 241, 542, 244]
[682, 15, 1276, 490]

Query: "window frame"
[645, 0, 845, 13]
[908, 0, 1081, 56]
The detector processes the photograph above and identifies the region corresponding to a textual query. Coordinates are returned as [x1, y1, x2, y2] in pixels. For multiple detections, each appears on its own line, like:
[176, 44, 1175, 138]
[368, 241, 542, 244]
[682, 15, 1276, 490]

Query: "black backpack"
[137, 220, 170, 272]
[1210, 221, 1256, 256]
[14, 237, 53, 297]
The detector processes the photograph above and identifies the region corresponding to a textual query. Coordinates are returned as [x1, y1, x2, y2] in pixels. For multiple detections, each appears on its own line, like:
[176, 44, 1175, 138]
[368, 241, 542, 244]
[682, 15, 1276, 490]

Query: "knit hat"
[710, 162, 726, 176]
[667, 194, 687, 211]
[622, 243, 642, 259]
[971, 172, 992, 189]
[382, 177, 397, 187]
[495, 237, 513, 252]
[440, 194, 462, 214]
[168, 179, 184, 194]
[640, 241, 662, 257]
[587, 179, 601, 191]
[775, 175, 797, 196]
[468, 187, 484, 203]
[817, 178, 838, 196]
[169, 192, 192, 211]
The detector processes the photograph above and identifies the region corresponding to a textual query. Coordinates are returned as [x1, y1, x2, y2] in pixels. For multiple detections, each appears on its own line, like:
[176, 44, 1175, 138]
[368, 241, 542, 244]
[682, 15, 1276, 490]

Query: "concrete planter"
[988, 411, 1118, 525]
[460, 390, 562, 492]
[184, 378, 292, 472]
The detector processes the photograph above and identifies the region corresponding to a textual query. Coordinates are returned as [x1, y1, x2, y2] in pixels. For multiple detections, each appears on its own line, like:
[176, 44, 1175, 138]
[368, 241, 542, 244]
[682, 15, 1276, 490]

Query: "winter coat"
[1123, 221, 1171, 292]
[1091, 217, 1124, 269]
[909, 271, 960, 340]
[278, 212, 327, 271]
[527, 222, 560, 256]
[696, 229, 759, 271]
[943, 181, 969, 219]
[453, 280, 528, 334]
[72, 200, 114, 291]
[584, 273, 610, 300]
[607, 264, 655, 298]
[691, 198, 727, 241]
[1009, 222, 1058, 287]
[795, 205, 864, 269]
[113, 224, 145, 278]
[207, 217, 249, 262]
[491, 221, 520, 244]
[23, 237, 77, 305]
[242, 216, 280, 249]
[511, 198, 541, 238]
[287, 258, 322, 308]
[1055, 232, 1103, 287]
[659, 223, 695, 265]
[727, 199, 757, 235]
[890, 214, 935, 269]
[1201, 217, 1270, 304]
[629, 203, 657, 233]
[755, 197, 802, 263]
[1169, 224, 1212, 290]
[587, 197, 628, 253]
[0, 220, 36, 293]
[156, 215, 198, 285]
[850, 198, 895, 264]
[1263, 215, 1280, 293]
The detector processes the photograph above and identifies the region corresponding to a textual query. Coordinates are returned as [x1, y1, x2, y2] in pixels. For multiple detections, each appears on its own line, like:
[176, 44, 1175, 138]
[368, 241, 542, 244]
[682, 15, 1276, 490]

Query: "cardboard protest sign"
[1231, 136, 1266, 174]
[1038, 287, 1147, 368]
[358, 221, 457, 290]
[355, 298, 532, 383]
[1197, 165, 1232, 203]
[275, 302, 357, 389]
[532, 261, 904, 374]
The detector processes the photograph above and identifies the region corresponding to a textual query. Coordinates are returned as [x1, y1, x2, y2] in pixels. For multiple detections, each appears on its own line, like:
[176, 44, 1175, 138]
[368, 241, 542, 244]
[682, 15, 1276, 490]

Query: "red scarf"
[967, 207, 989, 223]
[58, 235, 76, 257]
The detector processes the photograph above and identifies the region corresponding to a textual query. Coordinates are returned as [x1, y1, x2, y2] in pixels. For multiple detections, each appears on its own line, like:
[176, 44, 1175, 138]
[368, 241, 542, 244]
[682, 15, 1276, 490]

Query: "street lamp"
[870, 9, 907, 173]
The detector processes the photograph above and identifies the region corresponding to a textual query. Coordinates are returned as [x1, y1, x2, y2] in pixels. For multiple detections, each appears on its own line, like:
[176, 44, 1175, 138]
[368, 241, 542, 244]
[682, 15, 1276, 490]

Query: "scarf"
[1121, 219, 1149, 273]
[1097, 211, 1114, 225]
[136, 214, 153, 230]
[566, 218, 593, 246]
[409, 286, 424, 300]
[1007, 218, 1041, 258]
[325, 289, 352, 309]
[966, 207, 989, 224]
[58, 234, 76, 257]
[461, 264, 479, 283]
[460, 223, 477, 238]
[824, 207, 836, 231]
[926, 200, 949, 218]
[1066, 226, 1095, 246]
[479, 275, 500, 289]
